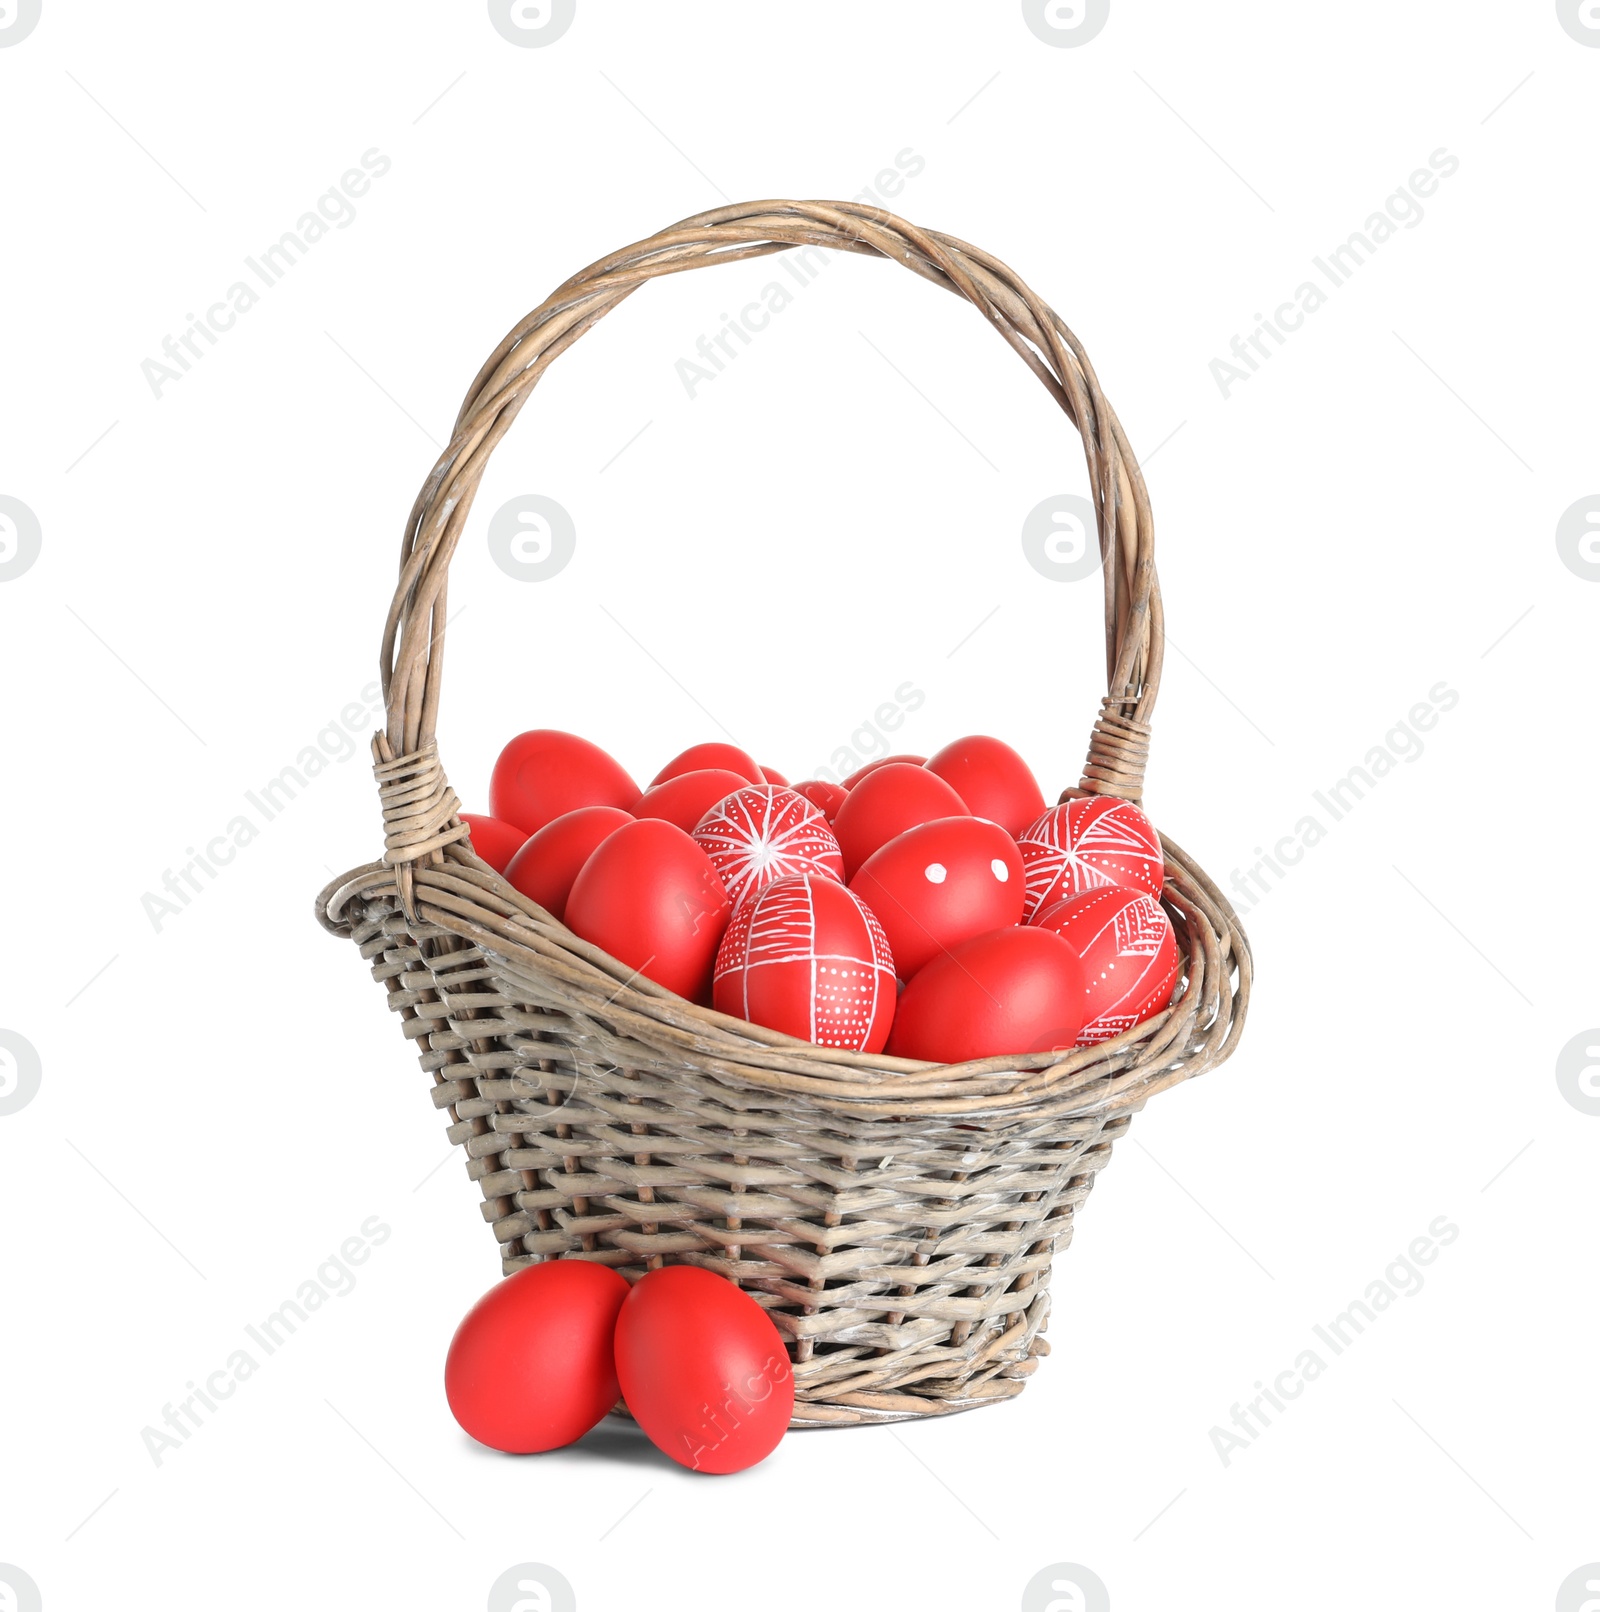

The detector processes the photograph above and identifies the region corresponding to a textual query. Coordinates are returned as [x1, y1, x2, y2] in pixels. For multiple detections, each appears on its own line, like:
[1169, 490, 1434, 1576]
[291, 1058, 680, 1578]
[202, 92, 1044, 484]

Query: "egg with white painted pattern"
[1017, 796, 1165, 917]
[1033, 886, 1180, 1045]
[692, 786, 843, 909]
[849, 817, 1023, 979]
[713, 875, 895, 1052]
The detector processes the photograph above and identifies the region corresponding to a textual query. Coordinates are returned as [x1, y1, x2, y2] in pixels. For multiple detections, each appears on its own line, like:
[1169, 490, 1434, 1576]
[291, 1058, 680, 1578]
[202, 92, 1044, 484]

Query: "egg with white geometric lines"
[713, 875, 896, 1052]
[1032, 886, 1180, 1045]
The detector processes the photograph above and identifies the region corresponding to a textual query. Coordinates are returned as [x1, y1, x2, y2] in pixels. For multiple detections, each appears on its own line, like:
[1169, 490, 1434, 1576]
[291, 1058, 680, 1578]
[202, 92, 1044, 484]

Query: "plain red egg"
[1017, 796, 1165, 917]
[841, 753, 927, 789]
[924, 736, 1047, 837]
[850, 817, 1024, 979]
[831, 762, 970, 879]
[651, 743, 764, 787]
[503, 806, 633, 921]
[490, 730, 639, 835]
[565, 819, 732, 1000]
[1034, 887, 1181, 1045]
[759, 765, 789, 786]
[444, 1260, 629, 1454]
[459, 813, 530, 874]
[632, 769, 749, 833]
[714, 875, 896, 1052]
[692, 786, 844, 909]
[614, 1266, 794, 1474]
[886, 927, 1087, 1064]
[792, 779, 848, 822]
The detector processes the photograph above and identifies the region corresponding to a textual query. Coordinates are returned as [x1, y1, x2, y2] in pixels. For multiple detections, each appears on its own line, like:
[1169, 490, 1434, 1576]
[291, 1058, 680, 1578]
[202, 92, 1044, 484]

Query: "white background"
[2, 3, 1596, 1609]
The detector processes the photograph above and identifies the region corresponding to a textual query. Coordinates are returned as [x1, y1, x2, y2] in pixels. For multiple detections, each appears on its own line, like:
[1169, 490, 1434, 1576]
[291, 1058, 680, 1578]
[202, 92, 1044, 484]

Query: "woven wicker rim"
[318, 199, 1251, 1123]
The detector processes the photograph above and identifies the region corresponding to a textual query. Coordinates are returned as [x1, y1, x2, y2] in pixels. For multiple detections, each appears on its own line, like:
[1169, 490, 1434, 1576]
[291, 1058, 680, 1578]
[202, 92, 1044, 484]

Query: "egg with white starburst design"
[1017, 796, 1165, 918]
[692, 785, 845, 909]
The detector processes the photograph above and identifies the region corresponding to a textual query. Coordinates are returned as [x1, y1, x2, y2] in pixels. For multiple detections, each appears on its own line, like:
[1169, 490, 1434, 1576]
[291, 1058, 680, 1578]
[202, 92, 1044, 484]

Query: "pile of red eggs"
[447, 1260, 793, 1473]
[461, 730, 1180, 1063]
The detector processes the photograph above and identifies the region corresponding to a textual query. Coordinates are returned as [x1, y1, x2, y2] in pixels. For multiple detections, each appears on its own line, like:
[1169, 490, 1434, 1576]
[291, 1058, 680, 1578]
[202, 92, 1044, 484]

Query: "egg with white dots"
[849, 816, 1025, 980]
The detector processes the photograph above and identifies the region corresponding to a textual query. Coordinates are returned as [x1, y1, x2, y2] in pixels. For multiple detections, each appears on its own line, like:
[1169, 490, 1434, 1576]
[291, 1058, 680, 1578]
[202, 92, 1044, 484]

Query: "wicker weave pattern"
[317, 201, 1252, 1425]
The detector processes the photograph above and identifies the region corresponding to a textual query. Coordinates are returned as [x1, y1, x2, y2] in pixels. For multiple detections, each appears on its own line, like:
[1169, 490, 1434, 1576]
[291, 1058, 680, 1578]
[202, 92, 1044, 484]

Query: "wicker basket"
[316, 200, 1251, 1428]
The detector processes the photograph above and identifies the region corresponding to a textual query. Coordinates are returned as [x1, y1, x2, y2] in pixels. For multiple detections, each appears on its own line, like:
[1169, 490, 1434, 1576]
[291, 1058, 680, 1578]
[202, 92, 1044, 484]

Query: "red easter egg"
[924, 736, 1047, 837]
[792, 779, 848, 822]
[842, 753, 927, 789]
[614, 1266, 793, 1474]
[632, 769, 749, 833]
[566, 819, 732, 1000]
[1017, 796, 1165, 917]
[885, 927, 1087, 1064]
[714, 876, 896, 1053]
[831, 763, 970, 879]
[1034, 887, 1181, 1045]
[850, 817, 1024, 979]
[692, 786, 844, 909]
[759, 765, 789, 786]
[503, 806, 633, 921]
[651, 743, 763, 787]
[459, 813, 529, 874]
[444, 1260, 629, 1454]
[490, 730, 639, 835]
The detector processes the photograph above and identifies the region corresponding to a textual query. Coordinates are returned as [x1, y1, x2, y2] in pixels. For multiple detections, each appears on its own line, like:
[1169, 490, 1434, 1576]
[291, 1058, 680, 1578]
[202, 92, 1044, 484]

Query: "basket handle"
[373, 200, 1163, 894]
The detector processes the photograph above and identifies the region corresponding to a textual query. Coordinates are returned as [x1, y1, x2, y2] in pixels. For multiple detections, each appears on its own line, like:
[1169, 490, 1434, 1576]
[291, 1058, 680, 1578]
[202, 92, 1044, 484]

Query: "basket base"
[604, 1360, 1035, 1432]
[601, 1333, 1050, 1429]
[786, 1374, 1030, 1428]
